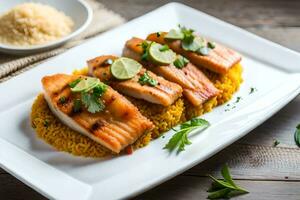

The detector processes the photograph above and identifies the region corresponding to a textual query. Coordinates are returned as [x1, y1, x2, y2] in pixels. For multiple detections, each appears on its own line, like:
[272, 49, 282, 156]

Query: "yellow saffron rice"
[31, 63, 243, 157]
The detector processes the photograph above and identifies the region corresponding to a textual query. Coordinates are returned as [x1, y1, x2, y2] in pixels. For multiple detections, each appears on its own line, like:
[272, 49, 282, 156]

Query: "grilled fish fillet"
[88, 55, 183, 106]
[123, 37, 219, 106]
[42, 74, 153, 153]
[147, 32, 242, 74]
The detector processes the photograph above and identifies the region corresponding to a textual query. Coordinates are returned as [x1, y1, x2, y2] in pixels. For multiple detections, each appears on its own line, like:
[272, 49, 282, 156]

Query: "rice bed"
[31, 63, 243, 157]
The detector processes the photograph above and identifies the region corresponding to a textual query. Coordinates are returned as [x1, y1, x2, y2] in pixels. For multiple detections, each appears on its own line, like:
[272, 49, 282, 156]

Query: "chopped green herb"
[141, 41, 150, 61]
[164, 118, 209, 153]
[73, 99, 82, 113]
[159, 44, 170, 52]
[208, 42, 216, 49]
[294, 124, 300, 147]
[43, 120, 49, 128]
[182, 36, 205, 52]
[273, 139, 280, 147]
[249, 87, 257, 94]
[197, 47, 210, 56]
[180, 26, 195, 44]
[71, 78, 107, 114]
[156, 32, 161, 37]
[235, 96, 242, 103]
[173, 55, 189, 69]
[58, 96, 67, 104]
[81, 91, 105, 113]
[207, 165, 249, 199]
[162, 136, 165, 138]
[69, 78, 81, 88]
[139, 71, 158, 87]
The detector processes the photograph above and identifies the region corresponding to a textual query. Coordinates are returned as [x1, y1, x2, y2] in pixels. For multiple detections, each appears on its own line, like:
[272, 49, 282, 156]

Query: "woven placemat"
[0, 0, 125, 83]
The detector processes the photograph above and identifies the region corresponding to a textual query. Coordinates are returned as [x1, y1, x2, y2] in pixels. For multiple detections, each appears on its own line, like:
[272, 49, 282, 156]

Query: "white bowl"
[0, 0, 93, 55]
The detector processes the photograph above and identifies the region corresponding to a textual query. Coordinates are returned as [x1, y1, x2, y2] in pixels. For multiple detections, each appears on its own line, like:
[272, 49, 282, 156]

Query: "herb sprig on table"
[164, 118, 209, 153]
[207, 165, 249, 199]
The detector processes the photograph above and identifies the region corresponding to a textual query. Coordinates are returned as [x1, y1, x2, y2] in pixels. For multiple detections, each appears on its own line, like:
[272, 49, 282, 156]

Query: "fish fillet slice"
[147, 32, 242, 74]
[123, 37, 219, 106]
[42, 74, 153, 153]
[88, 55, 183, 106]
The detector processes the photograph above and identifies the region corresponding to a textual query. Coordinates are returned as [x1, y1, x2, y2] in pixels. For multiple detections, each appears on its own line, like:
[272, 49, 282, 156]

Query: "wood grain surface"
[0, 0, 299, 199]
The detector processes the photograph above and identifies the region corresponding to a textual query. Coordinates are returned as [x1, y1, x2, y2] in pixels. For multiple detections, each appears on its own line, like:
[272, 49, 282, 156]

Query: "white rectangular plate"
[0, 3, 300, 200]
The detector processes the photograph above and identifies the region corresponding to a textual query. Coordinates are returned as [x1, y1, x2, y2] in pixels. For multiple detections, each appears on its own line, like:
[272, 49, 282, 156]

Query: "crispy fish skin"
[42, 74, 153, 153]
[123, 37, 219, 106]
[88, 55, 183, 106]
[147, 32, 242, 74]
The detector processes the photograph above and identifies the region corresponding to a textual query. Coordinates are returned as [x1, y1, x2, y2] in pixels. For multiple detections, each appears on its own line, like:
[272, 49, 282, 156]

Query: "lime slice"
[182, 36, 205, 52]
[111, 57, 142, 80]
[148, 42, 177, 65]
[165, 29, 184, 40]
[71, 77, 100, 92]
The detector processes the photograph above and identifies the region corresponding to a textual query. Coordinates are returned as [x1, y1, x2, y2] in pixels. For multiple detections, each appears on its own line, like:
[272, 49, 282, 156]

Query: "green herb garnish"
[81, 88, 105, 114]
[138, 71, 158, 87]
[70, 78, 107, 114]
[173, 55, 189, 69]
[235, 96, 242, 103]
[43, 120, 49, 128]
[207, 165, 249, 199]
[164, 118, 209, 153]
[58, 96, 66, 104]
[141, 41, 150, 61]
[180, 26, 195, 44]
[159, 44, 170, 52]
[156, 32, 161, 37]
[208, 42, 216, 49]
[273, 139, 280, 147]
[73, 99, 82, 113]
[249, 87, 257, 94]
[69, 78, 81, 88]
[294, 124, 300, 147]
[166, 25, 217, 56]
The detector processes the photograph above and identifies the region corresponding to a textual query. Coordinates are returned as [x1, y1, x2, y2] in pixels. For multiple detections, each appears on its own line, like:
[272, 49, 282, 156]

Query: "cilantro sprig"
[164, 118, 209, 153]
[207, 165, 249, 199]
[81, 85, 106, 113]
[173, 55, 189, 69]
[138, 71, 158, 87]
[70, 78, 107, 114]
[165, 25, 216, 56]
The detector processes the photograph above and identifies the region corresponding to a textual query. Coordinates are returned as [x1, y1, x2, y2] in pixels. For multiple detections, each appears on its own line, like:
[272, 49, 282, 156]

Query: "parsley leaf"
[207, 164, 249, 199]
[69, 78, 81, 88]
[173, 55, 189, 69]
[164, 118, 209, 153]
[138, 71, 158, 87]
[81, 85, 106, 113]
[180, 26, 195, 44]
[141, 41, 150, 61]
[159, 44, 170, 52]
[295, 124, 300, 147]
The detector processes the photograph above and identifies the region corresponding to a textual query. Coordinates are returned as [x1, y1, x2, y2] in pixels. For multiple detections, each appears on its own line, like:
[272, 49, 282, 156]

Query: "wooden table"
[1, 0, 299, 199]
